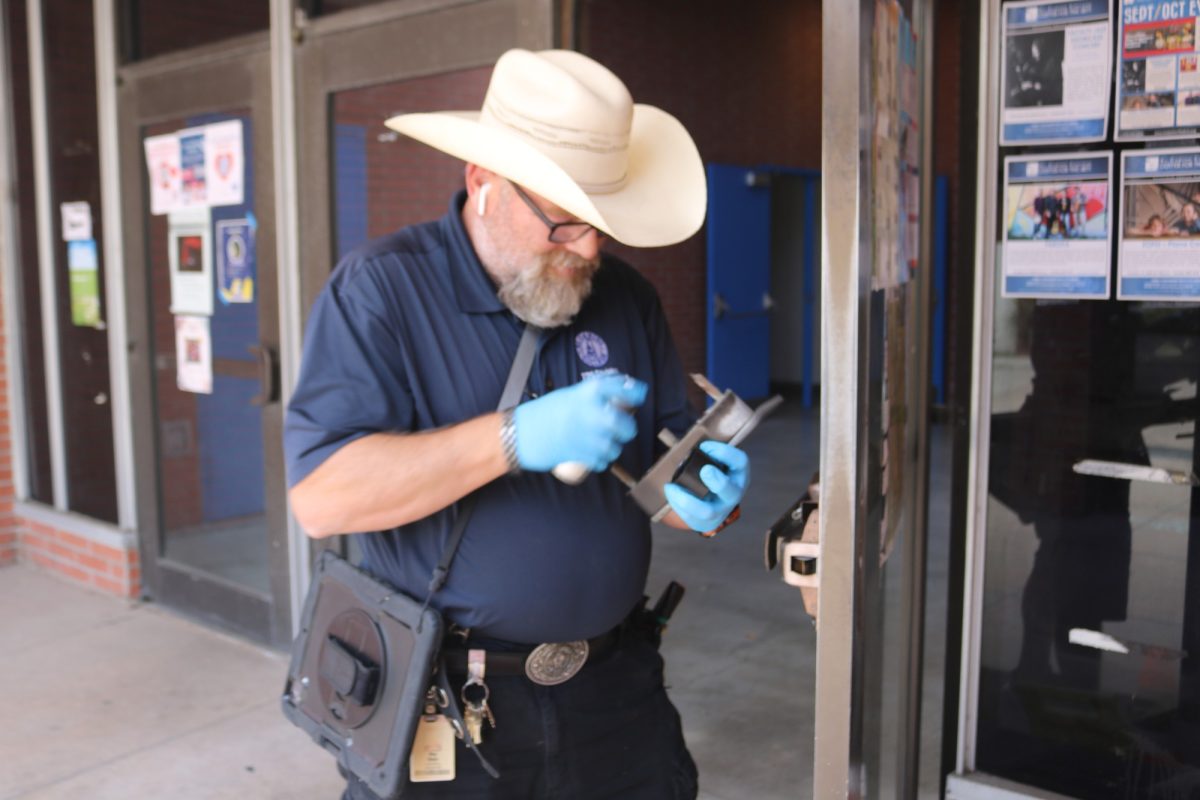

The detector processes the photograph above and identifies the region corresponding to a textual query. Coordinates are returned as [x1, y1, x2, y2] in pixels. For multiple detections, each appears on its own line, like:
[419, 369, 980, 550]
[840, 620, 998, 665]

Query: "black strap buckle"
[319, 634, 380, 706]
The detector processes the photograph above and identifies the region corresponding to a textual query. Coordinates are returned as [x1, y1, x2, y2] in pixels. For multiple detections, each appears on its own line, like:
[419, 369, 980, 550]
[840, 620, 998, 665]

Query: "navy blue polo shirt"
[285, 193, 693, 643]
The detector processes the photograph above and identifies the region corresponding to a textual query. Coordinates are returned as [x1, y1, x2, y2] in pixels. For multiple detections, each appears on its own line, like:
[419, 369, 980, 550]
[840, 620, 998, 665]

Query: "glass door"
[119, 40, 292, 646]
[953, 2, 1200, 796]
[294, 0, 555, 317]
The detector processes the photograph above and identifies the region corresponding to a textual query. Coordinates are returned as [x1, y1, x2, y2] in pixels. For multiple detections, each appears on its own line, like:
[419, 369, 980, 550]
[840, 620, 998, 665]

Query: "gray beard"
[497, 251, 599, 328]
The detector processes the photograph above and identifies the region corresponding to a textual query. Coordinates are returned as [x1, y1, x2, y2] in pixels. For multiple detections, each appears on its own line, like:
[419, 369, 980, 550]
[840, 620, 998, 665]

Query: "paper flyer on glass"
[216, 217, 255, 304]
[143, 133, 181, 216]
[1000, 0, 1112, 145]
[174, 314, 212, 395]
[1118, 147, 1200, 300]
[1116, 0, 1200, 139]
[204, 120, 245, 207]
[1002, 153, 1113, 299]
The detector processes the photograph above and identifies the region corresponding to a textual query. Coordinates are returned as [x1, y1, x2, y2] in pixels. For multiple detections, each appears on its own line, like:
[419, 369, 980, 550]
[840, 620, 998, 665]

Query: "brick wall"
[332, 68, 494, 241]
[0, 280, 13, 566]
[18, 521, 140, 598]
[0, 284, 136, 592]
[326, 3, 825, 401]
[580, 0, 823, 396]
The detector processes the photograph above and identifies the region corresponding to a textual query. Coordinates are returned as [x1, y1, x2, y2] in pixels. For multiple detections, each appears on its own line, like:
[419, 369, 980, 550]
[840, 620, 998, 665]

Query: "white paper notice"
[1000, 0, 1112, 145]
[175, 314, 213, 394]
[1118, 147, 1200, 301]
[167, 207, 213, 317]
[178, 127, 207, 208]
[143, 134, 181, 216]
[204, 120, 245, 207]
[1002, 152, 1113, 299]
[59, 201, 92, 241]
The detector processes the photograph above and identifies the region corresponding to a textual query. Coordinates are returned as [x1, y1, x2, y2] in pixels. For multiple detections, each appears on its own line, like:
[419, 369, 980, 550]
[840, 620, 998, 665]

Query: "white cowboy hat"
[385, 48, 706, 248]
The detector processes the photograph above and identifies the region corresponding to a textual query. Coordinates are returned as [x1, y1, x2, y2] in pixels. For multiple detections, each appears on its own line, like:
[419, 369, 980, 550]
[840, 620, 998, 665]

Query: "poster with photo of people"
[1003, 153, 1113, 299]
[1118, 147, 1200, 300]
[1116, 0, 1200, 139]
[1000, 0, 1112, 144]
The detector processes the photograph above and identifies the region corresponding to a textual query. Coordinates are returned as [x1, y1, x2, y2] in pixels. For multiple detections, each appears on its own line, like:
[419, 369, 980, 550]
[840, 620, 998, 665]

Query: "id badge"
[409, 714, 456, 782]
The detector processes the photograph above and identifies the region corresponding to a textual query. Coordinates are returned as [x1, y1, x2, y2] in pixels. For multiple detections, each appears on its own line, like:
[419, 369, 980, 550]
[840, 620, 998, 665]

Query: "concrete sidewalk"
[0, 406, 947, 799]
[0, 565, 345, 800]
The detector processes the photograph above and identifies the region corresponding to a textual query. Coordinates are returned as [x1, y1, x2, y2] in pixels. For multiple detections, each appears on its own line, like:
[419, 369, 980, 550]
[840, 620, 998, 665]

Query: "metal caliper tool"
[609, 374, 783, 521]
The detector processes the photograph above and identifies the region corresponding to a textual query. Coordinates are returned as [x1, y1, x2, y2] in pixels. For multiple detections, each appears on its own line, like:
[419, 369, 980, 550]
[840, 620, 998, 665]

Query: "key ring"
[462, 648, 490, 708]
[461, 678, 490, 708]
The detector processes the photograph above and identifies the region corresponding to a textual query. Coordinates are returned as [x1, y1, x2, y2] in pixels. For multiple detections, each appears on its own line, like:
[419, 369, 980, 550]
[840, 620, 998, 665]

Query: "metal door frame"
[117, 32, 292, 646]
[952, 0, 1002, 786]
[818, 0, 935, 796]
[943, 3, 1060, 797]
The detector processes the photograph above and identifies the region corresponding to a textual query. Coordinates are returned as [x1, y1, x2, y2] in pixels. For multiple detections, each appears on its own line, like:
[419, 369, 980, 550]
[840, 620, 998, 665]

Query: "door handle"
[713, 292, 730, 319]
[766, 473, 821, 627]
[1073, 459, 1198, 486]
[248, 343, 279, 406]
[714, 292, 773, 320]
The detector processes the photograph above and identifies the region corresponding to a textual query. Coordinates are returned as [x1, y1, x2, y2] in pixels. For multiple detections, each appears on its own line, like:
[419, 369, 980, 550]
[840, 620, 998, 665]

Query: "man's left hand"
[663, 441, 749, 533]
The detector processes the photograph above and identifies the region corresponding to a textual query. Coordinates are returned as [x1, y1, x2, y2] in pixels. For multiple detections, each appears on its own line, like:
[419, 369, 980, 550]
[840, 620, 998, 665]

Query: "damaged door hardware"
[608, 374, 783, 521]
[765, 473, 820, 624]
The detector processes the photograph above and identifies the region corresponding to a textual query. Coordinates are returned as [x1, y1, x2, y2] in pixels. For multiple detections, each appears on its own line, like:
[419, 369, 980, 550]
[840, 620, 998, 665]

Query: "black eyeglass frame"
[508, 181, 602, 244]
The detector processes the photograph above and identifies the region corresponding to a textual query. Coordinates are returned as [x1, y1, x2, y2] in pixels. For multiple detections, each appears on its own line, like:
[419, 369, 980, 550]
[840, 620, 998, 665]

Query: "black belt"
[442, 626, 621, 680]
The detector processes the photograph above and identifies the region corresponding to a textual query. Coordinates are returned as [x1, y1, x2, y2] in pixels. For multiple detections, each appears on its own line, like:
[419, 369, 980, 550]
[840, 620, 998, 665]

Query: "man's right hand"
[513, 374, 647, 472]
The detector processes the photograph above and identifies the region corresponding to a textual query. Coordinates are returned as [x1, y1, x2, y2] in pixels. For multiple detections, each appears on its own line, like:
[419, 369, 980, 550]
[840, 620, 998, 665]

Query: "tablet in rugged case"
[282, 550, 443, 799]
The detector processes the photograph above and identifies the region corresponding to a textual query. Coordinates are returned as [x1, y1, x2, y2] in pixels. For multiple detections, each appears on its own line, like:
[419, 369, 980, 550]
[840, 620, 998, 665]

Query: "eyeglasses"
[509, 181, 601, 244]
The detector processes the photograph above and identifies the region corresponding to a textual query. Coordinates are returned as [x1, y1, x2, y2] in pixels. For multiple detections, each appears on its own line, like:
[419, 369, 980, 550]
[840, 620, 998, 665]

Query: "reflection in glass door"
[981, 300, 1200, 797]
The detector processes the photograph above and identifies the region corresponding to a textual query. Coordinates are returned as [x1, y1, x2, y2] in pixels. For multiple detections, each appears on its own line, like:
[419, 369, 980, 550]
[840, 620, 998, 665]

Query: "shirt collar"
[442, 190, 506, 315]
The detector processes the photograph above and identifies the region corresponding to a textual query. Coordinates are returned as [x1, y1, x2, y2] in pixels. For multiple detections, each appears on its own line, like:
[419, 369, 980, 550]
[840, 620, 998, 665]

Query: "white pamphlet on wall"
[144, 133, 181, 216]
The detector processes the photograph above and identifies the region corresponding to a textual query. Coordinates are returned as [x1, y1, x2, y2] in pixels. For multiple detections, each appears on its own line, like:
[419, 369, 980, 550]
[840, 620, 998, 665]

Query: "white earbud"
[477, 183, 492, 217]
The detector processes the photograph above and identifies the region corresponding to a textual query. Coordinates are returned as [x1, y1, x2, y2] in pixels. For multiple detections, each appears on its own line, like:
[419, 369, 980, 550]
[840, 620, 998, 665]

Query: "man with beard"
[284, 49, 750, 800]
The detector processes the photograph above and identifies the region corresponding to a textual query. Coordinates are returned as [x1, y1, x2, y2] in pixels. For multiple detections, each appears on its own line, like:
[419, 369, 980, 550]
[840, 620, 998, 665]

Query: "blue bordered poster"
[1000, 0, 1112, 145]
[1002, 153, 1113, 299]
[1118, 147, 1200, 300]
[1116, 0, 1200, 140]
[216, 217, 256, 304]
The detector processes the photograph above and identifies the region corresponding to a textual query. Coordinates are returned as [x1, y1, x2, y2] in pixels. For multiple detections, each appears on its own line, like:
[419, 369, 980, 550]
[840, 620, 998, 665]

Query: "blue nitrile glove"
[664, 440, 750, 532]
[512, 374, 648, 472]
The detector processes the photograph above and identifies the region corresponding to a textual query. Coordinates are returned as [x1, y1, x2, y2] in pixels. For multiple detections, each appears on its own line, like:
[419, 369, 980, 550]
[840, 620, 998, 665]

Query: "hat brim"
[384, 105, 706, 248]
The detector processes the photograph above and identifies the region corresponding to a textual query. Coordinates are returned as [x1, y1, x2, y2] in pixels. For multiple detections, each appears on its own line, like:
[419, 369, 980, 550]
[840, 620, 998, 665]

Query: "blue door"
[706, 163, 772, 400]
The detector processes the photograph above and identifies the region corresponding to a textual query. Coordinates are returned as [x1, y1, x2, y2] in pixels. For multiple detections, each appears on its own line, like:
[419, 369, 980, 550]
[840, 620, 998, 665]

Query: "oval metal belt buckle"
[524, 640, 589, 686]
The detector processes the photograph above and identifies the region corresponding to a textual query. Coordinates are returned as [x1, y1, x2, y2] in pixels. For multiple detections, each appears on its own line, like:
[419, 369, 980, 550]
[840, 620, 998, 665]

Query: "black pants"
[342, 632, 698, 800]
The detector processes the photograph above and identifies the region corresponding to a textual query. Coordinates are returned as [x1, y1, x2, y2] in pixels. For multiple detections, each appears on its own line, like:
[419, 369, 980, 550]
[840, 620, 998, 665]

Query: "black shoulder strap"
[420, 324, 541, 610]
[498, 324, 542, 411]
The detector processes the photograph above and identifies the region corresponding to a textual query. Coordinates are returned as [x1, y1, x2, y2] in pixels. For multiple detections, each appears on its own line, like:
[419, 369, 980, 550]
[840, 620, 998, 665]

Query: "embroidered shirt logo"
[575, 331, 609, 368]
